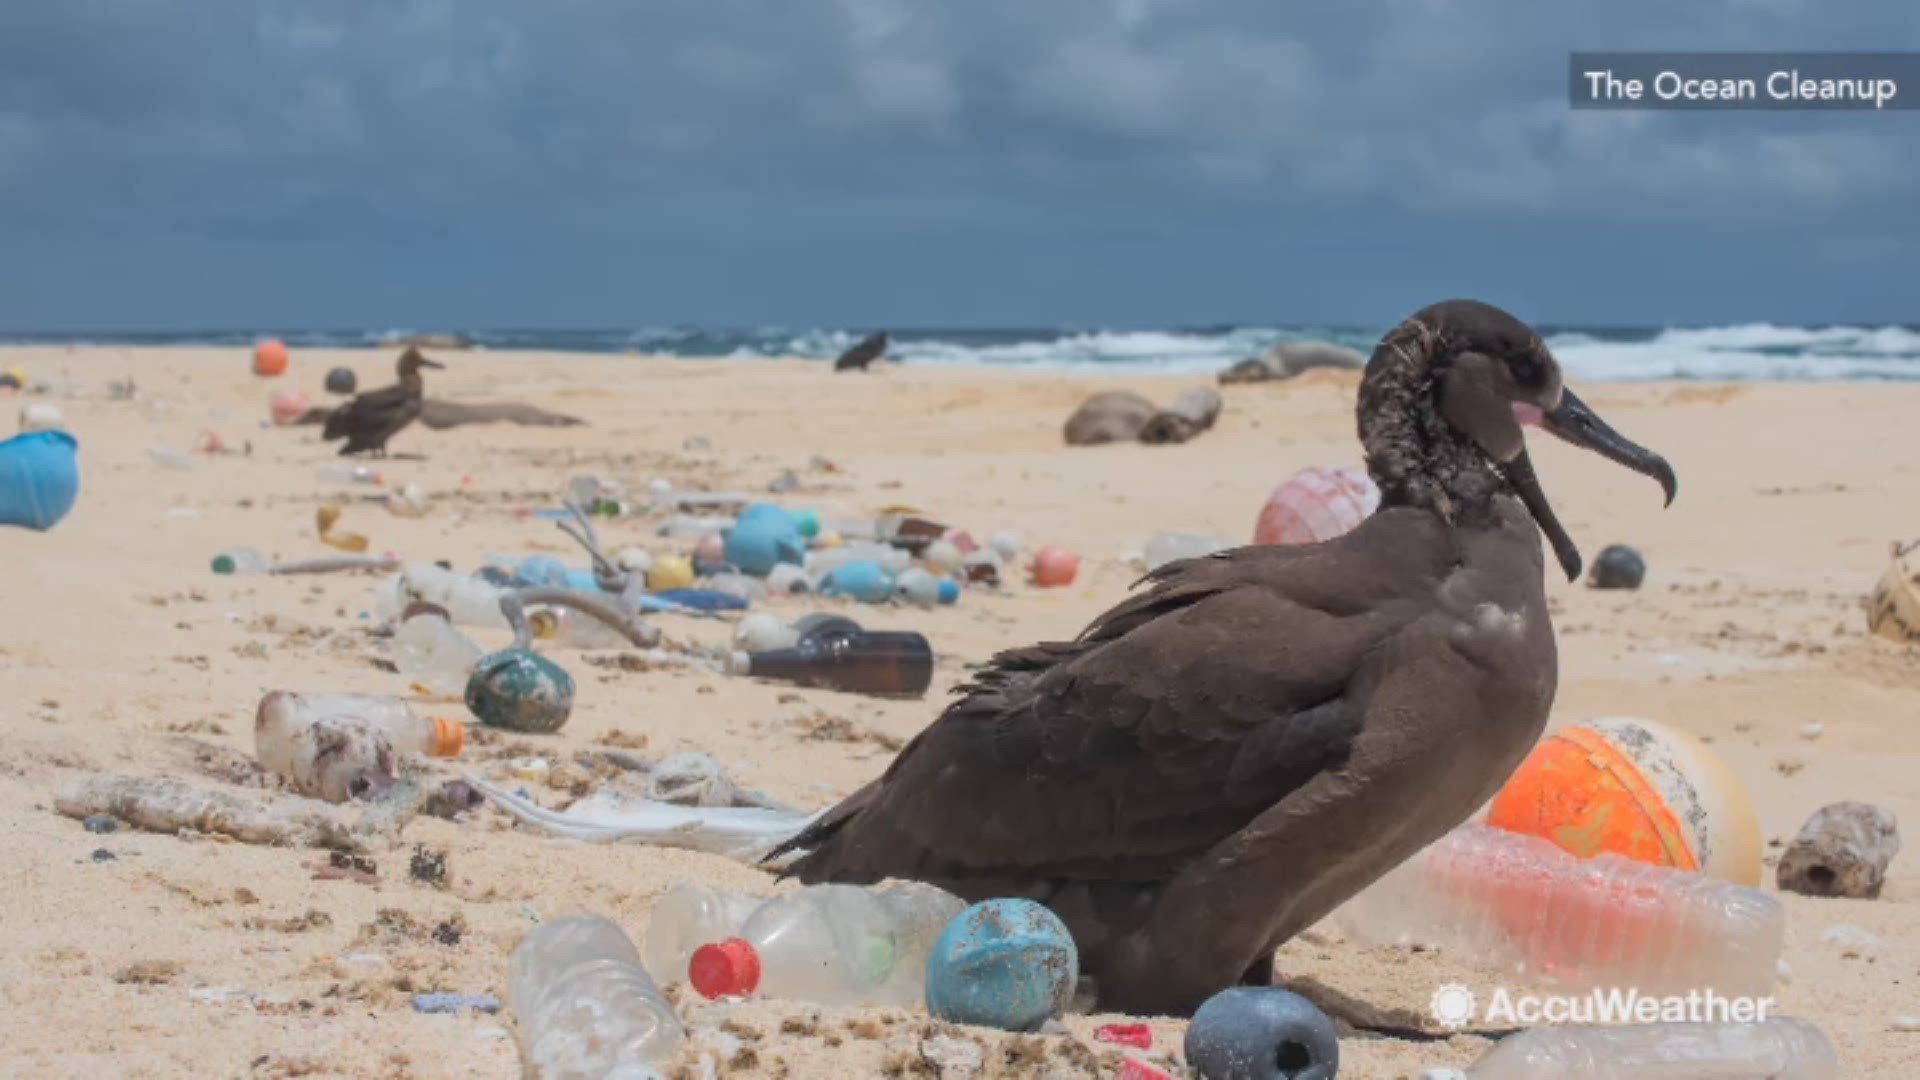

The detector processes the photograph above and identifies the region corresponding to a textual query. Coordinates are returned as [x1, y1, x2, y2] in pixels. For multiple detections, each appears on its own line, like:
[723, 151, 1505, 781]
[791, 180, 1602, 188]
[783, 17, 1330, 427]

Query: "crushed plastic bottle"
[1337, 823, 1784, 998]
[1142, 532, 1236, 571]
[528, 607, 631, 650]
[508, 915, 685, 1079]
[1455, 1017, 1838, 1079]
[382, 563, 513, 630]
[392, 606, 486, 695]
[686, 882, 967, 1007]
[806, 541, 913, 577]
[254, 691, 463, 803]
[212, 548, 269, 575]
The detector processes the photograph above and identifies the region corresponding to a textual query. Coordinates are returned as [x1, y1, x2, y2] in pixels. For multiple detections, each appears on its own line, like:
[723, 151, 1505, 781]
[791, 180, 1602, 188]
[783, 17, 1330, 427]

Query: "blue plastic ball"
[0, 430, 80, 532]
[936, 579, 960, 605]
[791, 507, 820, 539]
[1184, 987, 1339, 1080]
[736, 503, 798, 531]
[820, 560, 895, 604]
[925, 899, 1077, 1032]
[724, 517, 807, 577]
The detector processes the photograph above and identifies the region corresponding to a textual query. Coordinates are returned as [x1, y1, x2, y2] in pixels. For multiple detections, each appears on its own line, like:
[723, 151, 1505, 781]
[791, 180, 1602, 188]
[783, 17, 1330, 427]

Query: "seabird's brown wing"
[775, 509, 1455, 885]
[322, 382, 414, 442]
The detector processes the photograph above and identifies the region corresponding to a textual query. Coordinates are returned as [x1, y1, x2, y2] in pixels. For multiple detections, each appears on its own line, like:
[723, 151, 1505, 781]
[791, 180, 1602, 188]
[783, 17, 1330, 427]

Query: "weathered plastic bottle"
[687, 883, 967, 1007]
[726, 628, 933, 698]
[805, 542, 912, 577]
[1142, 532, 1236, 571]
[317, 463, 382, 486]
[212, 548, 269, 575]
[387, 563, 512, 630]
[643, 885, 766, 987]
[1453, 1018, 1839, 1079]
[655, 513, 737, 542]
[1337, 823, 1784, 998]
[508, 916, 685, 1079]
[392, 606, 485, 694]
[528, 607, 630, 650]
[254, 691, 463, 802]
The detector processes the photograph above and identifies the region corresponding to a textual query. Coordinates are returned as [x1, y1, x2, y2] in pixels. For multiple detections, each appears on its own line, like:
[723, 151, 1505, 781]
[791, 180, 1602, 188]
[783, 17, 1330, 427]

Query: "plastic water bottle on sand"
[1447, 1017, 1838, 1079]
[254, 691, 463, 802]
[392, 606, 485, 695]
[643, 885, 766, 987]
[528, 607, 631, 650]
[1337, 823, 1784, 998]
[685, 883, 967, 1007]
[212, 548, 269, 575]
[508, 916, 684, 1079]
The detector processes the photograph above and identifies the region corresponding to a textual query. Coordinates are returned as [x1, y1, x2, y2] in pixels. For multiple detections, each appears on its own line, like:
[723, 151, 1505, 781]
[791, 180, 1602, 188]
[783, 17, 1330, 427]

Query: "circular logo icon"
[1429, 983, 1478, 1029]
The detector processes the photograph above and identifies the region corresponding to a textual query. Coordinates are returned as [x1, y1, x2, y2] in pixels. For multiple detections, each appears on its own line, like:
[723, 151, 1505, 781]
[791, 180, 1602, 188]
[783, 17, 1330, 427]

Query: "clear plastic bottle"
[1142, 532, 1236, 571]
[392, 606, 485, 695]
[655, 513, 737, 542]
[687, 883, 966, 1007]
[508, 915, 685, 1079]
[212, 548, 269, 575]
[1457, 1018, 1839, 1079]
[644, 885, 766, 987]
[1336, 823, 1784, 998]
[528, 607, 631, 650]
[805, 542, 913, 577]
[725, 629, 933, 698]
[254, 691, 464, 803]
[317, 463, 383, 486]
[387, 563, 512, 630]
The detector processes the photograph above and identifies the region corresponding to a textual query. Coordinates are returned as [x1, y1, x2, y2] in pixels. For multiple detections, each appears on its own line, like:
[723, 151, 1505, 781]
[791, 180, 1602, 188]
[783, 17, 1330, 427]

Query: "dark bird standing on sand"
[771, 300, 1677, 1015]
[833, 331, 889, 372]
[322, 347, 444, 457]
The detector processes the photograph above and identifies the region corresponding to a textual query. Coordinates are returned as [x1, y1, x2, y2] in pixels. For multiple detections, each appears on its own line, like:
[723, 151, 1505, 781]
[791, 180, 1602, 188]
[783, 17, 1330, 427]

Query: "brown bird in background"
[322, 347, 444, 457]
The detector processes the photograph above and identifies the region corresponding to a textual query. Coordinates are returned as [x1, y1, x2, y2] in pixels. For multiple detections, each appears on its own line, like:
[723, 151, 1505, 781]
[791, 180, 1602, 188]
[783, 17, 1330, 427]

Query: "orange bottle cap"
[426, 717, 465, 758]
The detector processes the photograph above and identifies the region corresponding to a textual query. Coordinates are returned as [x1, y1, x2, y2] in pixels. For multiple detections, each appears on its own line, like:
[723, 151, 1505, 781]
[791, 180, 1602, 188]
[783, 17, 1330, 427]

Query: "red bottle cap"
[1094, 1023, 1152, 1049]
[689, 938, 761, 999]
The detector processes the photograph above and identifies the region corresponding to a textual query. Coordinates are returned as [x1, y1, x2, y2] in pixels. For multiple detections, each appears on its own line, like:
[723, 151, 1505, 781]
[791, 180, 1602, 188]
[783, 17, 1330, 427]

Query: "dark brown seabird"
[768, 299, 1678, 1016]
[833, 331, 890, 372]
[321, 347, 444, 457]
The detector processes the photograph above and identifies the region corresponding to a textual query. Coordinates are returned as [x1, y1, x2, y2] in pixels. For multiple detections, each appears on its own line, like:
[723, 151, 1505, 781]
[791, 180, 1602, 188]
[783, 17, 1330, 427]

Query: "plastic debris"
[1185, 987, 1339, 1080]
[410, 993, 501, 1015]
[924, 899, 1077, 1032]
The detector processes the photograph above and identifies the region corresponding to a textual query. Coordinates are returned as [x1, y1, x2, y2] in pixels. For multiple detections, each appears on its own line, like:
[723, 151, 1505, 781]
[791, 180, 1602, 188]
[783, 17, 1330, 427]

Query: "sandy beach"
[1, 345, 1914, 1078]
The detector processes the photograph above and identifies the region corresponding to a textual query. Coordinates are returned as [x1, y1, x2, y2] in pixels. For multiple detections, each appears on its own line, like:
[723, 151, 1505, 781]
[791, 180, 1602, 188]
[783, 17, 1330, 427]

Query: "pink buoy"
[1030, 545, 1079, 587]
[269, 389, 311, 426]
[1253, 466, 1379, 546]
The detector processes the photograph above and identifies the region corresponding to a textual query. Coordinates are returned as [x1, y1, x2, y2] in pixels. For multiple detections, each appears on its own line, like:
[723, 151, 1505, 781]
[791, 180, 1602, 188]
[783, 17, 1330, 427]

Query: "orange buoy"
[1487, 717, 1762, 886]
[253, 339, 290, 377]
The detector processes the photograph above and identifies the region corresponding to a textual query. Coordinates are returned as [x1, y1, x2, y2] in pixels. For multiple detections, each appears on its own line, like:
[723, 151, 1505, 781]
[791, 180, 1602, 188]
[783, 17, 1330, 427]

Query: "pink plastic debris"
[1114, 1058, 1174, 1080]
[1253, 466, 1379, 547]
[1095, 1024, 1153, 1049]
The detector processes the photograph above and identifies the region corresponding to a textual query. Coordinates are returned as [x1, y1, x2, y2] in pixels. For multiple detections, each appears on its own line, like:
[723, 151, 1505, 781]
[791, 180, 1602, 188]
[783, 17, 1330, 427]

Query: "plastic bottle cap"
[724, 650, 753, 676]
[689, 938, 761, 999]
[426, 717, 465, 758]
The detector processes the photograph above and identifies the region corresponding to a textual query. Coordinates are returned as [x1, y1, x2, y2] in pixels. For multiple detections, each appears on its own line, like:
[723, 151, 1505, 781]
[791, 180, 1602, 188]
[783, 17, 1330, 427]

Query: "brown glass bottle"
[731, 628, 933, 698]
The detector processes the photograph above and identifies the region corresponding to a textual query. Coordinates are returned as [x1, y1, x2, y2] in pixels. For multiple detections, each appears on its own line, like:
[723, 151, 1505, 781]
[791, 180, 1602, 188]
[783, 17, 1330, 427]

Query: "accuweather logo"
[1429, 983, 1775, 1029]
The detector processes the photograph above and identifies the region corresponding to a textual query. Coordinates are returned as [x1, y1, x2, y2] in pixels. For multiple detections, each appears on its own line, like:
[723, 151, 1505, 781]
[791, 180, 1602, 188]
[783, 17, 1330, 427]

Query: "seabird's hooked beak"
[417, 358, 446, 370]
[1503, 389, 1678, 583]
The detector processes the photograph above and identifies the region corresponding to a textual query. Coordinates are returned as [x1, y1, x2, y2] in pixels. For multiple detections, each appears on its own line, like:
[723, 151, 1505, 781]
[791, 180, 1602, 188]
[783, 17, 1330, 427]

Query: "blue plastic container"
[724, 513, 807, 576]
[653, 588, 750, 612]
[820, 560, 895, 604]
[0, 430, 79, 531]
[936, 579, 961, 605]
[515, 555, 572, 588]
[925, 899, 1077, 1032]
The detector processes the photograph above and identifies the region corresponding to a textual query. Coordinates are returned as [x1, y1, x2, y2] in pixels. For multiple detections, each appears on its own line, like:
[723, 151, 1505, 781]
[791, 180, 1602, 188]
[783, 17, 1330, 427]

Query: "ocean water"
[4, 323, 1917, 381]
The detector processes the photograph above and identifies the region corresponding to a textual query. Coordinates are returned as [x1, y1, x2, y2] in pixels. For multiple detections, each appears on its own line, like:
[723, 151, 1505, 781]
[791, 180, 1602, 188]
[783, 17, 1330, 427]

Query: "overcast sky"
[1, 2, 1915, 330]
